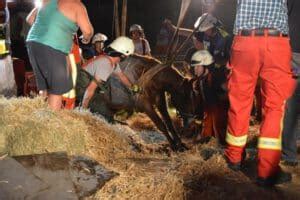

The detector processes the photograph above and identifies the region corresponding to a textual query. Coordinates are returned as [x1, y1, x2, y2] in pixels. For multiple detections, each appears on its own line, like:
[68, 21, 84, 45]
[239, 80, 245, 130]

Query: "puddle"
[0, 152, 117, 199]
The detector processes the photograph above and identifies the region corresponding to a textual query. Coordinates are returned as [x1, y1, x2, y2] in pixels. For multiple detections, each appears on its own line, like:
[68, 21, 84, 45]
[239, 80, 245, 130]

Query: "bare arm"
[114, 72, 132, 88]
[82, 80, 98, 108]
[26, 8, 38, 26]
[76, 3, 93, 43]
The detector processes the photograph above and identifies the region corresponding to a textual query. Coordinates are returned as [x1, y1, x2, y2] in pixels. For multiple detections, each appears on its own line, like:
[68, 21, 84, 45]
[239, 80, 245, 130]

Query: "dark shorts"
[26, 41, 72, 95]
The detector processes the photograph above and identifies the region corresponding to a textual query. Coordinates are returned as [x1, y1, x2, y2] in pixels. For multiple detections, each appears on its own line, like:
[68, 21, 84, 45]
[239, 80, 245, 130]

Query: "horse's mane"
[130, 54, 185, 78]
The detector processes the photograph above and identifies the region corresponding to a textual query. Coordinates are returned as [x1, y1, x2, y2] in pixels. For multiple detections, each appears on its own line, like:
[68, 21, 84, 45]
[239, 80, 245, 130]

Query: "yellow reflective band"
[0, 40, 8, 54]
[258, 137, 281, 150]
[258, 102, 285, 151]
[69, 54, 78, 86]
[63, 54, 77, 98]
[217, 27, 229, 38]
[63, 89, 76, 98]
[226, 132, 247, 147]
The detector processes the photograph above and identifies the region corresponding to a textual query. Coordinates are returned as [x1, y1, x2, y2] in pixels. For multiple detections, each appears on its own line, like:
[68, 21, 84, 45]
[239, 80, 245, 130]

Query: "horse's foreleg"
[156, 93, 187, 151]
[137, 99, 177, 150]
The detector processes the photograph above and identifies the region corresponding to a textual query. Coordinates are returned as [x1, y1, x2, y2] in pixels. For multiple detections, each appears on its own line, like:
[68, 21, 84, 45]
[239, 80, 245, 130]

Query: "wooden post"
[113, 0, 120, 37]
[121, 0, 127, 36]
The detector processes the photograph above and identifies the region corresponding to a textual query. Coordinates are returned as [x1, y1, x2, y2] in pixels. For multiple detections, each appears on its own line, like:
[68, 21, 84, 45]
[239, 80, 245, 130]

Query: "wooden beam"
[113, 0, 120, 38]
[121, 0, 127, 36]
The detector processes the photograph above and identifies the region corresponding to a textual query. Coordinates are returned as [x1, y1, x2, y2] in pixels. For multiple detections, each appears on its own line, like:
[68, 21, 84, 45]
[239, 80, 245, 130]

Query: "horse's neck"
[121, 56, 154, 83]
[164, 67, 185, 92]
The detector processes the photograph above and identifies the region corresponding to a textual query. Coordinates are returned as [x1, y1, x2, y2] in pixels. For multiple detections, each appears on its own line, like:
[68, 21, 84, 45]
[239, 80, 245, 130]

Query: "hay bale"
[0, 97, 134, 158]
[0, 97, 87, 156]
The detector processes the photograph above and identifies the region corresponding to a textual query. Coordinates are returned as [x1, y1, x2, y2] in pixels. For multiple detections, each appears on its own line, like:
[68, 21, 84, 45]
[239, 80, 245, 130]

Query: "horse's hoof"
[176, 143, 188, 152]
[170, 143, 178, 152]
[170, 142, 188, 152]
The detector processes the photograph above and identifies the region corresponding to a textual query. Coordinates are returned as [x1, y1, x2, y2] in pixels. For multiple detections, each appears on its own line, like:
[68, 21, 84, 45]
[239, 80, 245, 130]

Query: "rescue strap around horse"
[79, 68, 107, 91]
[142, 39, 146, 55]
[81, 55, 115, 88]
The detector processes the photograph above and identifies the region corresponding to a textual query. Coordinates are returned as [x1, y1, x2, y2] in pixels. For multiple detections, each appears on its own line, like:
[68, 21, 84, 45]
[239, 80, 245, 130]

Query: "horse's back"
[119, 54, 161, 84]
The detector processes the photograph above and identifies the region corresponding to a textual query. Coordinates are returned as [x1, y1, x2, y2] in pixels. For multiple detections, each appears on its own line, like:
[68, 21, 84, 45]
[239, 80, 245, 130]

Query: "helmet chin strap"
[104, 47, 126, 62]
[104, 47, 123, 58]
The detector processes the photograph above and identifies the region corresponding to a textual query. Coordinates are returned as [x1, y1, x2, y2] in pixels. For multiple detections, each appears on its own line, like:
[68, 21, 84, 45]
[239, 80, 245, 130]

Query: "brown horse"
[101, 54, 200, 151]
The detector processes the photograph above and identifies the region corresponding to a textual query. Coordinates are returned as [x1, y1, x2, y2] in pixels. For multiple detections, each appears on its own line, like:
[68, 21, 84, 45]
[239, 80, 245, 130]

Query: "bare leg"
[48, 94, 62, 111]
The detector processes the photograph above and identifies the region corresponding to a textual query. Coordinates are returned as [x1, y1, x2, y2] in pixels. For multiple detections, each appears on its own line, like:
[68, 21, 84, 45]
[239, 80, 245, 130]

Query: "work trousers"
[225, 35, 295, 178]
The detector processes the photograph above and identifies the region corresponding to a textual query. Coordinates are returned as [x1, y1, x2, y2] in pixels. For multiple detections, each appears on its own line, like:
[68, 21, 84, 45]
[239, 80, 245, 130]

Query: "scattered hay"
[1, 97, 300, 200]
[127, 113, 157, 131]
[126, 112, 183, 132]
[96, 171, 184, 200]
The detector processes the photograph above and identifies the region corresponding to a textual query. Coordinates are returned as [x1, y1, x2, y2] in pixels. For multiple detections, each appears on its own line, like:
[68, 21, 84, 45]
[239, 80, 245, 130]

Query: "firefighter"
[0, 0, 17, 97]
[190, 48, 229, 145]
[193, 13, 231, 67]
[129, 24, 151, 56]
[91, 33, 107, 57]
[76, 36, 134, 121]
[224, 0, 295, 187]
[190, 50, 213, 77]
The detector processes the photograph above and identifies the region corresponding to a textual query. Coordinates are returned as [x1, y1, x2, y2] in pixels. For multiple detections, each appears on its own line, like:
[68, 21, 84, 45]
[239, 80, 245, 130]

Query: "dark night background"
[10, 0, 236, 47]
[8, 0, 236, 69]
[80, 0, 236, 48]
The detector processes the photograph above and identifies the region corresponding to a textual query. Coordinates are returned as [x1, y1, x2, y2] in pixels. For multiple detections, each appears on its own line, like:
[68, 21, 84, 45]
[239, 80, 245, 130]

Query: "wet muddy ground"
[117, 114, 300, 200]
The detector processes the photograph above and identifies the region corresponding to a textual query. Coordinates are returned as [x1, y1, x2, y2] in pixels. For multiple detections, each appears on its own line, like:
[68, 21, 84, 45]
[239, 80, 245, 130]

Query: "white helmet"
[191, 50, 214, 66]
[129, 24, 143, 32]
[108, 36, 134, 56]
[92, 33, 108, 44]
[194, 13, 218, 32]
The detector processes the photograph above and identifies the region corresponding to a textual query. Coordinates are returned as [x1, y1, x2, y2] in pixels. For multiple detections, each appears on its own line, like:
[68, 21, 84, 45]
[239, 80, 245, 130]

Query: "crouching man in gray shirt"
[80, 37, 134, 109]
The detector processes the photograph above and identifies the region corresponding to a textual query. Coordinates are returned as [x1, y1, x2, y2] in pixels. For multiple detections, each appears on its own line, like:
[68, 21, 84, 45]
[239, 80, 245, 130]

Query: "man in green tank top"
[26, 0, 93, 110]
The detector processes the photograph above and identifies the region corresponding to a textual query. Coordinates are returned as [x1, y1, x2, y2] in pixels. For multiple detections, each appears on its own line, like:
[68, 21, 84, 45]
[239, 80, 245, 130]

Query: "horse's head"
[170, 78, 204, 133]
